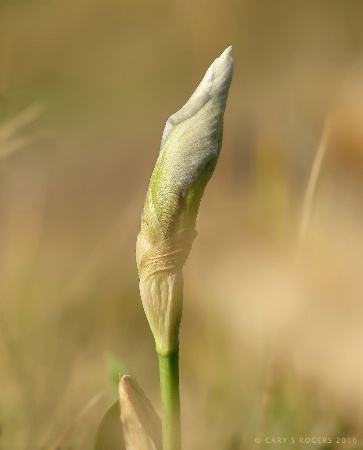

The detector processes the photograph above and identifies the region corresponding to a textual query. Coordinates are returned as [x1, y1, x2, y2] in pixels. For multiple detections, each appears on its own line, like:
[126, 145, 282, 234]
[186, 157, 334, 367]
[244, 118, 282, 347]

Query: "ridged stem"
[158, 350, 181, 450]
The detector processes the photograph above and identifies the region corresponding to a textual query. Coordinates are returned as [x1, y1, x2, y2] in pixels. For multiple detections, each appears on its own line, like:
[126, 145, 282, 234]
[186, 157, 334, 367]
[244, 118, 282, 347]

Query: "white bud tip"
[207, 45, 234, 96]
[161, 46, 234, 147]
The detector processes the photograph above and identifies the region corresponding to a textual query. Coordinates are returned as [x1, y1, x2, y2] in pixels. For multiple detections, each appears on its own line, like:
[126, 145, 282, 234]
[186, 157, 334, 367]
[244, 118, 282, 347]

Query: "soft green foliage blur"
[2, 1, 363, 449]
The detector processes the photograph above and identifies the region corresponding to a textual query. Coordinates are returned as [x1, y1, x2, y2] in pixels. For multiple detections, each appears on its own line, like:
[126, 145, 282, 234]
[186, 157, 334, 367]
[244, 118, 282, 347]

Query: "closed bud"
[137, 47, 234, 354]
[119, 375, 162, 450]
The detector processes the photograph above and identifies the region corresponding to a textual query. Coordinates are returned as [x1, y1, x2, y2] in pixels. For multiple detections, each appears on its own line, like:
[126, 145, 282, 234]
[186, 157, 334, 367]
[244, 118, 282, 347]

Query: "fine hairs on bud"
[137, 47, 234, 355]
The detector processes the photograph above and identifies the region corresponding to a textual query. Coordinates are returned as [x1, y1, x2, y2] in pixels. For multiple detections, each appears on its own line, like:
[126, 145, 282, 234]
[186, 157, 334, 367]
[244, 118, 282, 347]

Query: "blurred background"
[1, 1, 363, 449]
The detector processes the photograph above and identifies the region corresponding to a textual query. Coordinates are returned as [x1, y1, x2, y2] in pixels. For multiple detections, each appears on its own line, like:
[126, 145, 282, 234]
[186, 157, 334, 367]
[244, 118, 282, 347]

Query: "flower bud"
[137, 47, 234, 354]
[119, 375, 162, 450]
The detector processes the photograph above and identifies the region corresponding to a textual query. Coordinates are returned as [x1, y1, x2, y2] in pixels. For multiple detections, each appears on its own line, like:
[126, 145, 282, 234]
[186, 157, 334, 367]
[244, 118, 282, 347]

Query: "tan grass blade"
[93, 399, 126, 450]
[0, 103, 44, 160]
[298, 119, 330, 251]
[45, 391, 105, 450]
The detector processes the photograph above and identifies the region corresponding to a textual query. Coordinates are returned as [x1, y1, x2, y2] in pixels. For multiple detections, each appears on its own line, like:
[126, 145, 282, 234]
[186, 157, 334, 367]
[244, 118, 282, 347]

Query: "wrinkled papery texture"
[119, 376, 162, 450]
[137, 47, 234, 354]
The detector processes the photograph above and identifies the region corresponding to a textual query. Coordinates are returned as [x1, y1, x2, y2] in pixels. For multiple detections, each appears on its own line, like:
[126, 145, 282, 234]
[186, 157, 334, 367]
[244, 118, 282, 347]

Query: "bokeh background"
[2, 1, 363, 449]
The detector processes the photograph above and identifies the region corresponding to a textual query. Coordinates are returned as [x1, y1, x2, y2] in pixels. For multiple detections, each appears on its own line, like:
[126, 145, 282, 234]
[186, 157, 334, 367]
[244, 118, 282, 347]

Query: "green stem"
[158, 350, 181, 450]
